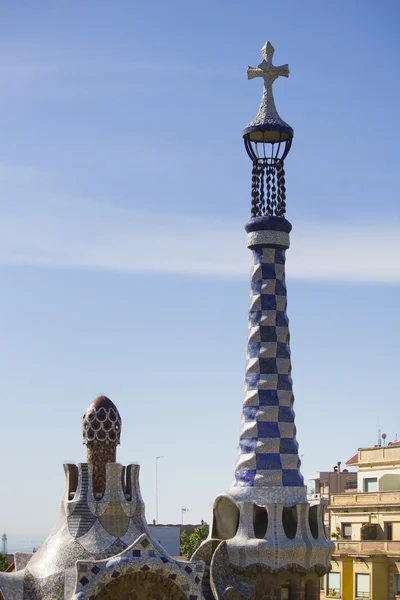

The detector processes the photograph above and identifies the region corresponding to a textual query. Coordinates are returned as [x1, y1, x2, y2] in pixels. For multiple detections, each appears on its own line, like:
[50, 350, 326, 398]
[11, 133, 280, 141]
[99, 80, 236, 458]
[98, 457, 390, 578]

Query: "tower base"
[193, 493, 333, 600]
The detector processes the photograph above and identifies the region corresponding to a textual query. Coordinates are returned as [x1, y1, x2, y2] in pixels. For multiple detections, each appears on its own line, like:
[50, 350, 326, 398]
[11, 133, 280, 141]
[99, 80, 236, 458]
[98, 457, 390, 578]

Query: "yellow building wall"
[393, 522, 400, 540]
[372, 559, 388, 599]
[328, 557, 392, 600]
[341, 558, 353, 600]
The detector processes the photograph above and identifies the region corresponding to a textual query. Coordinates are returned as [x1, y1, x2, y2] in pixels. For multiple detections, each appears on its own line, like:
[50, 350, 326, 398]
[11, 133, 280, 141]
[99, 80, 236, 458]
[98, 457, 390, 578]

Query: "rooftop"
[346, 443, 400, 468]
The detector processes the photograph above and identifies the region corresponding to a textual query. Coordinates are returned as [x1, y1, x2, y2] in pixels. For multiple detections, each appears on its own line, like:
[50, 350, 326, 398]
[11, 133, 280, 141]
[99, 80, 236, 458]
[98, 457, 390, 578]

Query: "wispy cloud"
[0, 163, 399, 284]
[0, 58, 235, 86]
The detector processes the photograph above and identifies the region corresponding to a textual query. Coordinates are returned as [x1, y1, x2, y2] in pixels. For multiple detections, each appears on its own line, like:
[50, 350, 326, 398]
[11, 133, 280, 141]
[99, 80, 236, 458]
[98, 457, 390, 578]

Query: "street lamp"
[155, 456, 164, 524]
[181, 507, 189, 525]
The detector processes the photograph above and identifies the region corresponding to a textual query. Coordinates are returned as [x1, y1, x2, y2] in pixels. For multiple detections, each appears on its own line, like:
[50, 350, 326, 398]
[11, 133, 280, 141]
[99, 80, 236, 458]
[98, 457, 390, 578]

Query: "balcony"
[344, 480, 357, 490]
[334, 540, 400, 555]
[358, 445, 400, 467]
[307, 492, 329, 502]
[330, 491, 400, 508]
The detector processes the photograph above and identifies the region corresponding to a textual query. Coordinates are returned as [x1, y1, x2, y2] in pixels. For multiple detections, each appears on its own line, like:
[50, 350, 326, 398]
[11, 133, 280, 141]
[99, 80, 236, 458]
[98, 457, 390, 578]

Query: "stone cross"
[247, 41, 289, 85]
[246, 42, 290, 128]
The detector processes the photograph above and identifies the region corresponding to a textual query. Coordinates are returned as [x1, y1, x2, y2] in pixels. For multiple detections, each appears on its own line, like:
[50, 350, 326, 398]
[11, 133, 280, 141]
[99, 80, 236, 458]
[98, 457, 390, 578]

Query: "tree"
[0, 553, 9, 572]
[180, 525, 208, 559]
[330, 526, 342, 540]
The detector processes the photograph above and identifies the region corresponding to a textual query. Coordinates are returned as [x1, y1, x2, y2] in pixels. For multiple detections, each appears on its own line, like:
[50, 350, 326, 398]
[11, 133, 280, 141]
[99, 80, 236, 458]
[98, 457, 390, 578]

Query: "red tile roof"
[346, 452, 359, 466]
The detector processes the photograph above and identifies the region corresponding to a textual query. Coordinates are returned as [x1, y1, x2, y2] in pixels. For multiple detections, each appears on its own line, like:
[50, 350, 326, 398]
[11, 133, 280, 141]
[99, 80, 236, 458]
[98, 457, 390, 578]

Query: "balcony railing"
[334, 540, 400, 555]
[307, 492, 329, 501]
[330, 491, 400, 507]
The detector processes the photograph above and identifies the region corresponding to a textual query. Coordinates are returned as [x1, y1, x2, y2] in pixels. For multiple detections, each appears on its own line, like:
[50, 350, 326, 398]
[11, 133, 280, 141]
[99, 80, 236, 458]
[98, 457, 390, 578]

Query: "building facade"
[308, 466, 357, 536]
[320, 444, 400, 599]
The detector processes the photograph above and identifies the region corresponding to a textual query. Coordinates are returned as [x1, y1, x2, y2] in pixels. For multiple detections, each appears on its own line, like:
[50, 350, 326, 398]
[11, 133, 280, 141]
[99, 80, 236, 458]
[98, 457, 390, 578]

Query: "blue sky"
[0, 0, 399, 552]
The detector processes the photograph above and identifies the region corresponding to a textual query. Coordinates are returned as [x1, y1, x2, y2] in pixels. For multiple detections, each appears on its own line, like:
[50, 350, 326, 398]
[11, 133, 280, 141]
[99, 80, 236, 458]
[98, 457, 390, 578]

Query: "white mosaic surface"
[0, 463, 205, 600]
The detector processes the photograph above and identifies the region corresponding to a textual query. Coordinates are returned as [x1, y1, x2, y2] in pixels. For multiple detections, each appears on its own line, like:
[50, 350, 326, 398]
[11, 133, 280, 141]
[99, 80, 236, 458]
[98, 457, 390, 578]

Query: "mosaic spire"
[230, 41, 304, 504]
[231, 218, 304, 496]
[188, 42, 333, 600]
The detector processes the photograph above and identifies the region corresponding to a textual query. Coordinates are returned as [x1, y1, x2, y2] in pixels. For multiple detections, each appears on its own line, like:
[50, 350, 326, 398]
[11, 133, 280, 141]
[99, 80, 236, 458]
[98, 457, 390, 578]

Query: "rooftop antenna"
[382, 433, 387, 447]
[1, 533, 7, 554]
[378, 427, 381, 447]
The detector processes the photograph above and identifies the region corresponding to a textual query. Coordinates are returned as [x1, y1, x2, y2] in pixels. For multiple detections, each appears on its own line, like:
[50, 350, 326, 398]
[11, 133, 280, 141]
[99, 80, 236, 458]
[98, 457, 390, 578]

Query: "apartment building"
[308, 464, 357, 536]
[320, 443, 400, 599]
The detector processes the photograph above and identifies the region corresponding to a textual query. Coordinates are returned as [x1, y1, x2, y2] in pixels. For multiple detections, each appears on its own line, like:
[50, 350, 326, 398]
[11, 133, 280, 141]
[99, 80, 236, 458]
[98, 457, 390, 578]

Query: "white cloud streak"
[0, 164, 399, 284]
[0, 59, 234, 86]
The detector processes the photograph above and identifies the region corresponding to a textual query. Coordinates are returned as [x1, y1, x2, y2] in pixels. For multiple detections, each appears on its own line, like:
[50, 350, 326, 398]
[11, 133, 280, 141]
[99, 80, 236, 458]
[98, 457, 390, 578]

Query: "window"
[355, 573, 370, 598]
[327, 572, 341, 597]
[363, 478, 378, 492]
[395, 574, 400, 595]
[281, 585, 291, 600]
[341, 522, 351, 539]
[385, 522, 393, 540]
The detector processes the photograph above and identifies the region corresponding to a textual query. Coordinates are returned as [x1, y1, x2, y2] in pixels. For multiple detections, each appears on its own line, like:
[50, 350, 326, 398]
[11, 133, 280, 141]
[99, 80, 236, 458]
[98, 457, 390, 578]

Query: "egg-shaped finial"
[82, 395, 122, 495]
[82, 395, 122, 446]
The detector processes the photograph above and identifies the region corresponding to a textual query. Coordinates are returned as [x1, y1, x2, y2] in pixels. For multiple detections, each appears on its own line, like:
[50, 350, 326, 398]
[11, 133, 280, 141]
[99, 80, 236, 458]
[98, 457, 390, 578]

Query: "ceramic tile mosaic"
[0, 400, 206, 600]
[195, 212, 334, 598]
[233, 240, 304, 490]
[72, 534, 204, 600]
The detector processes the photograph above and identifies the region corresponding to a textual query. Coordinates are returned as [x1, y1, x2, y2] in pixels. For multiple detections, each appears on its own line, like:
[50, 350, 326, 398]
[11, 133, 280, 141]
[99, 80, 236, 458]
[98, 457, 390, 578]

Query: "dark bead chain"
[259, 163, 265, 216]
[277, 162, 287, 217]
[250, 159, 287, 218]
[270, 164, 277, 215]
[251, 162, 259, 218]
[266, 164, 272, 215]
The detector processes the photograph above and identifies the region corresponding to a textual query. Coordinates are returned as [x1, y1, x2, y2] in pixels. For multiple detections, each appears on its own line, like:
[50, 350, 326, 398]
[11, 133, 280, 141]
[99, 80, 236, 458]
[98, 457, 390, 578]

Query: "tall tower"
[193, 42, 333, 600]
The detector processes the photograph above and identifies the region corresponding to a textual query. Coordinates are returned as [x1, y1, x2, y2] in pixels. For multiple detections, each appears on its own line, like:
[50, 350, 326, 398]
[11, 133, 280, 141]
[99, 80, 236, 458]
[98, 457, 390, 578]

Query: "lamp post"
[155, 456, 164, 524]
[181, 507, 189, 525]
[301, 454, 305, 476]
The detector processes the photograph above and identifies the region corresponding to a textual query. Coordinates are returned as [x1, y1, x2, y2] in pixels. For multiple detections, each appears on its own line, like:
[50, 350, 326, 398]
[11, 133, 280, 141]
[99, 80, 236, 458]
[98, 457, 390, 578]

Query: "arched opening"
[305, 578, 320, 600]
[211, 496, 239, 540]
[253, 504, 268, 539]
[321, 504, 328, 538]
[308, 505, 319, 540]
[282, 506, 297, 539]
[65, 464, 78, 500]
[120, 465, 126, 496]
[95, 572, 187, 600]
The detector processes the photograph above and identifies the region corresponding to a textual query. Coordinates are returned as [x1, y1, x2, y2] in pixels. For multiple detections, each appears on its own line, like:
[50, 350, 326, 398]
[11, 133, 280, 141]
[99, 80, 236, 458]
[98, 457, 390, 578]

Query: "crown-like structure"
[244, 41, 293, 142]
[193, 42, 333, 600]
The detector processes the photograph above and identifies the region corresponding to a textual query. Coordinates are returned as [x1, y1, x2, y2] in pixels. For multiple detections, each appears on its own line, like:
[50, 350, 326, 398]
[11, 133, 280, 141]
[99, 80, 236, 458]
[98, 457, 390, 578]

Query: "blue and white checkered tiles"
[234, 247, 304, 488]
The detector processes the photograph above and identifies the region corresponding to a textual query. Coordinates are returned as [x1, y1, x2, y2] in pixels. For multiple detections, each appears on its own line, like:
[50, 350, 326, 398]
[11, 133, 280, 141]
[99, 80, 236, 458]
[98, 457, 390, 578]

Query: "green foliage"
[180, 525, 208, 559]
[0, 553, 9, 572]
[330, 526, 342, 540]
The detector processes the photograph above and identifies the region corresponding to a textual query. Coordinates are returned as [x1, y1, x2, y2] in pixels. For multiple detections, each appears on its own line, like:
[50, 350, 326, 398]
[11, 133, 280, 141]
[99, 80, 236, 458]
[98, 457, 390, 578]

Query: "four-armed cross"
[247, 41, 289, 84]
[244, 41, 291, 133]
